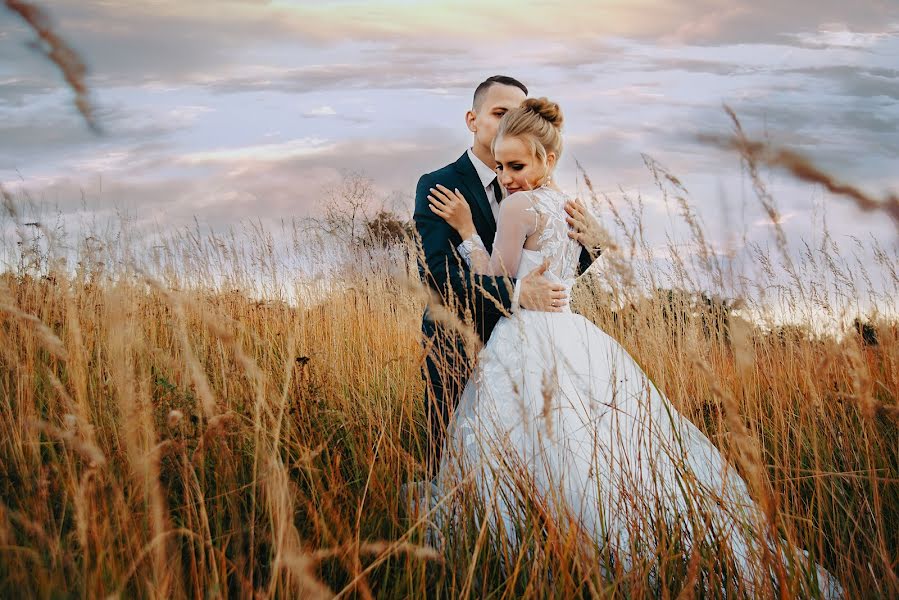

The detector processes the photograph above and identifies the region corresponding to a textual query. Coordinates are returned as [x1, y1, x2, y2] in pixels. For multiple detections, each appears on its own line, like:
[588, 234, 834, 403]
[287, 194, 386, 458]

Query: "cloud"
[783, 65, 899, 101]
[0, 77, 59, 107]
[0, 97, 195, 172]
[276, 0, 898, 47]
[177, 137, 334, 165]
[4, 0, 893, 97]
[303, 105, 337, 117]
[0, 0, 308, 88]
[2, 0, 896, 271]
[3, 127, 463, 230]
[790, 28, 897, 49]
[753, 210, 800, 227]
[195, 60, 479, 97]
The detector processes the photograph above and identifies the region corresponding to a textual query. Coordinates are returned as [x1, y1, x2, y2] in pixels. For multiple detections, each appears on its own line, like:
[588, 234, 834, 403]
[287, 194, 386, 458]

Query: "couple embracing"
[412, 75, 842, 596]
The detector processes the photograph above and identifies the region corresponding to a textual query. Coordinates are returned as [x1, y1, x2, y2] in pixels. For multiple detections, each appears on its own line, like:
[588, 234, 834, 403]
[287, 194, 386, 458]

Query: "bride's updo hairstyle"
[493, 97, 564, 165]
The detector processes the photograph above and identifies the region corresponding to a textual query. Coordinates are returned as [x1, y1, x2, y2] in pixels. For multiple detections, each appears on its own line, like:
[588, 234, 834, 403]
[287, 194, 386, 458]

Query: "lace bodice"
[459, 186, 583, 310]
[515, 187, 583, 307]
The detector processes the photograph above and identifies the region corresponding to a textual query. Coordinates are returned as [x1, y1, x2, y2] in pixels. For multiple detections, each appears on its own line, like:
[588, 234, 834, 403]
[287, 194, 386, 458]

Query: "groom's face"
[467, 84, 526, 158]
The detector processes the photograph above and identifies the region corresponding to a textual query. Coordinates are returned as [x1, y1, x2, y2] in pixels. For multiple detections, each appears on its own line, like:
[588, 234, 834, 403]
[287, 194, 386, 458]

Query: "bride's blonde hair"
[492, 97, 564, 165]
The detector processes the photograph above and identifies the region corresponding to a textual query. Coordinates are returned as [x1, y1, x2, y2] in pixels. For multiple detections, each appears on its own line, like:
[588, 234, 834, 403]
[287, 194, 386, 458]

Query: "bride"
[426, 97, 842, 597]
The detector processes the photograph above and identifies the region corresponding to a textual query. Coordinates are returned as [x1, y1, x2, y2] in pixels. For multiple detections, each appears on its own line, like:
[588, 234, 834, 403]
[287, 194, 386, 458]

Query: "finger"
[453, 188, 467, 203]
[570, 200, 585, 216]
[428, 195, 449, 210]
[429, 187, 452, 204]
[435, 184, 457, 201]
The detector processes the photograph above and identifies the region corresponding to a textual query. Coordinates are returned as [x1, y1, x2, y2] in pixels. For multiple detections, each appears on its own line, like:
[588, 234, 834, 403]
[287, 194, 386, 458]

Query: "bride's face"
[494, 135, 556, 193]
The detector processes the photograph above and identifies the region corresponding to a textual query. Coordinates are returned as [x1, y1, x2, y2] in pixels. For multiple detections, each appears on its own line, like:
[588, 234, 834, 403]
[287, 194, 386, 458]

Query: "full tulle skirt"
[432, 310, 842, 597]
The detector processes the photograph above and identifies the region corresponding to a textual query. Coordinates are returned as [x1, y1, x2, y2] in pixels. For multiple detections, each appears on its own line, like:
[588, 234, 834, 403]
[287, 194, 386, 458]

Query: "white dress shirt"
[466, 147, 502, 222]
[460, 148, 522, 312]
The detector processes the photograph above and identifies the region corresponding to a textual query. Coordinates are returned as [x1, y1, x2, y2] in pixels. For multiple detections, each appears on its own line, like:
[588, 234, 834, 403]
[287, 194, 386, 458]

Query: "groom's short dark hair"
[472, 75, 528, 110]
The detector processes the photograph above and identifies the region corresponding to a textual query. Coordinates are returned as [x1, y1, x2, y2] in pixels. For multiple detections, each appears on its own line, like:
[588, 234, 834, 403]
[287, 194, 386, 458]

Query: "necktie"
[490, 176, 504, 204]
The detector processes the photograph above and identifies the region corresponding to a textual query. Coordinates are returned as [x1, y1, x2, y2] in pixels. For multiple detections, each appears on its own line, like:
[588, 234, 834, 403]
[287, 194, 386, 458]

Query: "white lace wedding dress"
[431, 186, 841, 596]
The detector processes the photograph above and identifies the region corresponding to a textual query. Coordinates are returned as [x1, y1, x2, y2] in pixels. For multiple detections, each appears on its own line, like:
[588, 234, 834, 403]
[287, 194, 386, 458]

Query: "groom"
[413, 75, 602, 477]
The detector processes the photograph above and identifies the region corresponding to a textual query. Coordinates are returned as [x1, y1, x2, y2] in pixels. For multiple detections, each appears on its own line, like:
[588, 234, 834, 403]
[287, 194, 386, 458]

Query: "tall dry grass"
[0, 141, 896, 598]
[3, 3, 895, 597]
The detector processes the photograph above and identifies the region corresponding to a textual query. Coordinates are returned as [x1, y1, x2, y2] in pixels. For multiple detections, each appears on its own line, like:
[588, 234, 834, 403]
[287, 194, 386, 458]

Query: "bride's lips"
[505, 186, 520, 193]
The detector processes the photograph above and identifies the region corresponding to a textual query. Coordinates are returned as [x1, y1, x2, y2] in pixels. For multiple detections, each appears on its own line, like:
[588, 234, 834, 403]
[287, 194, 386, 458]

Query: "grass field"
[1, 152, 897, 599]
[1, 1, 898, 597]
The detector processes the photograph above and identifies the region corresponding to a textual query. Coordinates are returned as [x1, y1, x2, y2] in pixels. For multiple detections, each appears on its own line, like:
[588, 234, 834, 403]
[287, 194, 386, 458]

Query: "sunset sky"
[1, 0, 897, 304]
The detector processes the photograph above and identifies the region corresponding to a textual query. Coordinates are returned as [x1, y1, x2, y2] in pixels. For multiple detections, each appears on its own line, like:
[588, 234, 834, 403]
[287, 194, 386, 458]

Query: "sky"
[1, 0, 898, 316]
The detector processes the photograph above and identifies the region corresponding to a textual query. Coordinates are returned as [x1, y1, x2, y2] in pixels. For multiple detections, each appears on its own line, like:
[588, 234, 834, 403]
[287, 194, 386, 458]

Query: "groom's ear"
[465, 109, 477, 133]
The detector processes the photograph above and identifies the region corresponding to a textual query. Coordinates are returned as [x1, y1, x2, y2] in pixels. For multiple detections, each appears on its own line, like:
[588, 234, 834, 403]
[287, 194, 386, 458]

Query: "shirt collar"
[467, 147, 497, 189]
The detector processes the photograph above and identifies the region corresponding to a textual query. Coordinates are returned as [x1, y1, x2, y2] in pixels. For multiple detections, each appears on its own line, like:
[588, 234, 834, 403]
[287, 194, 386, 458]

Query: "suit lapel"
[454, 153, 497, 248]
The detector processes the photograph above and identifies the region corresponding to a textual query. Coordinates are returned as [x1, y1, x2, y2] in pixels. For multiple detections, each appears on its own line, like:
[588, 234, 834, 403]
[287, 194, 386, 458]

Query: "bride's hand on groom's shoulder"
[565, 198, 604, 257]
[428, 184, 476, 240]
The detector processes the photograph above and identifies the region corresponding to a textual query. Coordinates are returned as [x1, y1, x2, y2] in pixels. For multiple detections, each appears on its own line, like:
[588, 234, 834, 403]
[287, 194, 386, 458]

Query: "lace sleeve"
[456, 192, 536, 276]
[458, 234, 490, 272]
[489, 193, 538, 276]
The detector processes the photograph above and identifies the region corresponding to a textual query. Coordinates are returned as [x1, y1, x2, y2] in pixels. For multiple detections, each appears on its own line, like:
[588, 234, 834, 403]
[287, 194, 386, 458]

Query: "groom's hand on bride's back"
[519, 259, 567, 312]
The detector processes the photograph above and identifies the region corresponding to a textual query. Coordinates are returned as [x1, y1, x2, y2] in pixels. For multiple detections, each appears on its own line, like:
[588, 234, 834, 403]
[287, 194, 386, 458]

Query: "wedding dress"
[431, 186, 841, 597]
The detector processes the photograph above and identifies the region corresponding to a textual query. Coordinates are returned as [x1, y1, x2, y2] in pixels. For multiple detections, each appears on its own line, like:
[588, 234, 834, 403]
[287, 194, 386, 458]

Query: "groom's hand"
[519, 259, 567, 312]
